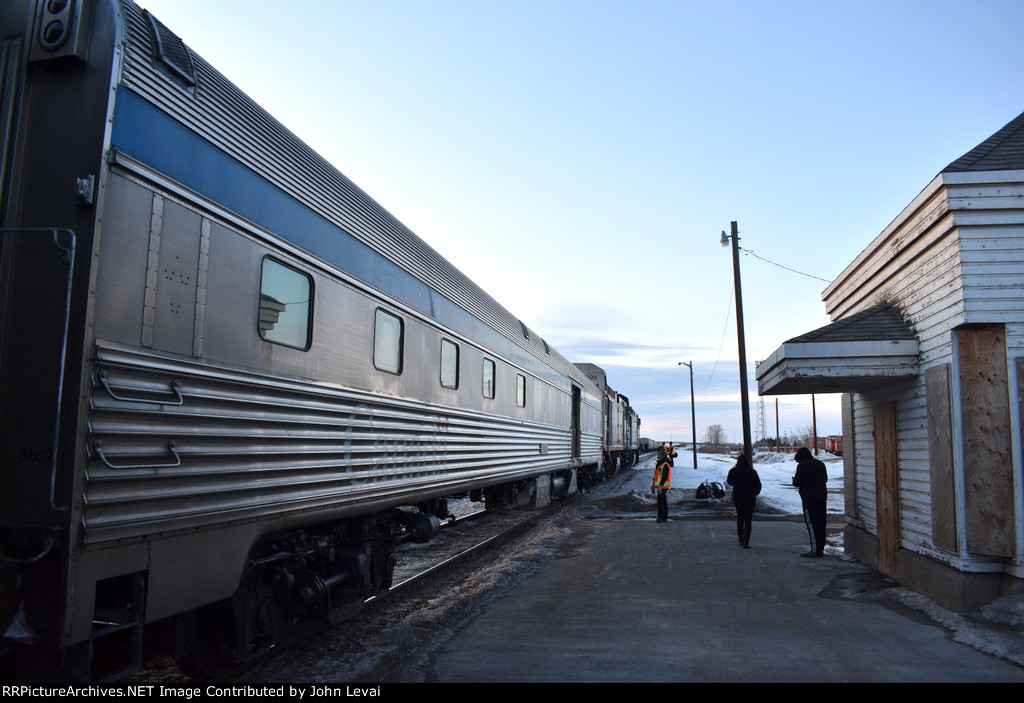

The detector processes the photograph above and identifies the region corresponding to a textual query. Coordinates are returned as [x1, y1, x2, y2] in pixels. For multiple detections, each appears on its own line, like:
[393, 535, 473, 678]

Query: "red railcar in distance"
[817, 435, 843, 455]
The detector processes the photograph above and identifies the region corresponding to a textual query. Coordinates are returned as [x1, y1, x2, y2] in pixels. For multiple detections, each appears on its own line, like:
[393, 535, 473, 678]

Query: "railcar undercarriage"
[172, 508, 441, 679]
[0, 507, 443, 682]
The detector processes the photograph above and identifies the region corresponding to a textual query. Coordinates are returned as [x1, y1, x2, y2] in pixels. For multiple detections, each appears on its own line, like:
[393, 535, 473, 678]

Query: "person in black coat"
[727, 454, 761, 548]
[792, 446, 828, 557]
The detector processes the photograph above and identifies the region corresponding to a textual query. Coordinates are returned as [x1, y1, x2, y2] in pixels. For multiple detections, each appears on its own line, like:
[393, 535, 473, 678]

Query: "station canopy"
[755, 304, 918, 395]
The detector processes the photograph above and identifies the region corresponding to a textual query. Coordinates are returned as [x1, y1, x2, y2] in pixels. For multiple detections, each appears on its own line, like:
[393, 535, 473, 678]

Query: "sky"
[135, 0, 1024, 444]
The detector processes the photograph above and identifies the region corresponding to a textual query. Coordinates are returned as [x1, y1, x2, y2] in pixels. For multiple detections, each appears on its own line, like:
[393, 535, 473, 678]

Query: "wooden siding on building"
[825, 169, 1024, 569]
[828, 178, 963, 559]
[926, 364, 957, 552]
[824, 176, 958, 321]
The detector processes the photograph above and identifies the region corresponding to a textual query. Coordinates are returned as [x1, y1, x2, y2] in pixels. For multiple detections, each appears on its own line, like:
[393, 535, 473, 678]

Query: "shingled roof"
[943, 109, 1024, 173]
[784, 304, 915, 344]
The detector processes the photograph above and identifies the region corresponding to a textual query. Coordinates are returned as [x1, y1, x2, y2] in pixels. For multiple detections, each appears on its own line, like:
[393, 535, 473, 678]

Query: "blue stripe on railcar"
[109, 87, 569, 389]
[110, 87, 426, 309]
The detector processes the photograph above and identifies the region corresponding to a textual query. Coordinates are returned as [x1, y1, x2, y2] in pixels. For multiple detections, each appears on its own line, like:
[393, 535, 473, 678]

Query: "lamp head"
[720, 231, 729, 247]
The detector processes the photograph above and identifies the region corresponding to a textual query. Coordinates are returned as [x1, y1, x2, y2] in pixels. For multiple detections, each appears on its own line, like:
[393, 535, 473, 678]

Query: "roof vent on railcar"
[143, 10, 195, 86]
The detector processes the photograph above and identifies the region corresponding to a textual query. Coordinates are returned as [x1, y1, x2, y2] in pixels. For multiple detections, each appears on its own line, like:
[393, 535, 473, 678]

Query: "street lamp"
[678, 361, 698, 470]
[722, 221, 753, 460]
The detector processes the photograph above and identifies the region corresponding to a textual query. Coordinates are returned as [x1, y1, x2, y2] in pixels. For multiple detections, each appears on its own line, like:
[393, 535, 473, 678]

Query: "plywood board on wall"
[926, 364, 956, 551]
[958, 325, 1014, 557]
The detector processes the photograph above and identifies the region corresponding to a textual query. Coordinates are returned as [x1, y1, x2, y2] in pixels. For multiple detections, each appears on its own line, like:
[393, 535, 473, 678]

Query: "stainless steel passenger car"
[574, 363, 641, 473]
[0, 0, 633, 680]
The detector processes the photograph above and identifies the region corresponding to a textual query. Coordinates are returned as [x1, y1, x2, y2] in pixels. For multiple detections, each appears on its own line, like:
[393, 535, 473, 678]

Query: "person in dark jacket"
[792, 446, 828, 557]
[727, 454, 761, 548]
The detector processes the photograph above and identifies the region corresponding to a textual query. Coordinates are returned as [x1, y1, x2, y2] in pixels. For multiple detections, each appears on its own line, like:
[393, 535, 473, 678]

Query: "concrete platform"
[425, 516, 1024, 683]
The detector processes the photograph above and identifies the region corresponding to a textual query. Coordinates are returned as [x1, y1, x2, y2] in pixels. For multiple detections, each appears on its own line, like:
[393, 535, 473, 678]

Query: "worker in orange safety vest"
[653, 445, 673, 523]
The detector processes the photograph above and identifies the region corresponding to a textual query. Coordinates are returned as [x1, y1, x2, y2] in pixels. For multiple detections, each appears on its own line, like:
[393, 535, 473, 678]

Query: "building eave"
[756, 339, 919, 395]
[755, 304, 919, 395]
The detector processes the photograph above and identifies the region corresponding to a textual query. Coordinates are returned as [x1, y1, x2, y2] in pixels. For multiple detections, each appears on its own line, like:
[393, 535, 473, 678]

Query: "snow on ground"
[619, 446, 844, 517]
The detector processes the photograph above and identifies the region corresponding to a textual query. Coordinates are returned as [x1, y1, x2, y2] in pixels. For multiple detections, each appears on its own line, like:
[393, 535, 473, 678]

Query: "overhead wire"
[698, 286, 733, 391]
[696, 242, 831, 390]
[741, 248, 832, 283]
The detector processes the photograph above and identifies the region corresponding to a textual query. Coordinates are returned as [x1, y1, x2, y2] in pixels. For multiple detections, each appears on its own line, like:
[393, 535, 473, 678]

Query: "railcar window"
[517, 374, 526, 407]
[441, 339, 459, 389]
[259, 258, 312, 349]
[483, 358, 496, 399]
[374, 309, 404, 374]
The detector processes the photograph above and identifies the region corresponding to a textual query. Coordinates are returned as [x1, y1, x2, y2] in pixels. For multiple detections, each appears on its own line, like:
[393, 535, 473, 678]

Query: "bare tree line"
[703, 422, 819, 449]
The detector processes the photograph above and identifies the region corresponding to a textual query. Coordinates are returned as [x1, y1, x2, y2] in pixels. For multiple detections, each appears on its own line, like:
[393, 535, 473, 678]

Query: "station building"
[756, 109, 1024, 611]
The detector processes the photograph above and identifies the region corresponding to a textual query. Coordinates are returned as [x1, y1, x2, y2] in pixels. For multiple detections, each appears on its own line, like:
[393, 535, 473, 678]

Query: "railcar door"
[571, 385, 581, 459]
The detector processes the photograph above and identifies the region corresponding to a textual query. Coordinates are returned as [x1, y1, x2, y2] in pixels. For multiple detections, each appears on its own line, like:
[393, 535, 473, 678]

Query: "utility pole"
[679, 361, 697, 470]
[812, 394, 818, 455]
[721, 221, 752, 460]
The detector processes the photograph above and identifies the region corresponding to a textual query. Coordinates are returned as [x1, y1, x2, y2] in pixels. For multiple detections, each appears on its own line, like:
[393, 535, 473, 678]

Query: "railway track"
[385, 502, 561, 596]
[240, 496, 583, 683]
[129, 498, 568, 682]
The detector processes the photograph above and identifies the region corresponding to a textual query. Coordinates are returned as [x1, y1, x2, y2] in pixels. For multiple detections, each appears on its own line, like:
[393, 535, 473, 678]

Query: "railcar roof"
[116, 0, 596, 392]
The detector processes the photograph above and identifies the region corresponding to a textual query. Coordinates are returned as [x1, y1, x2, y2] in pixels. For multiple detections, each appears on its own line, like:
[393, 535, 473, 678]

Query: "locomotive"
[0, 0, 640, 680]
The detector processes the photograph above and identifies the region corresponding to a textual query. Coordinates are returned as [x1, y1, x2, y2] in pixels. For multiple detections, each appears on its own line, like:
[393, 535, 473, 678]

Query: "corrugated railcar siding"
[85, 343, 593, 544]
